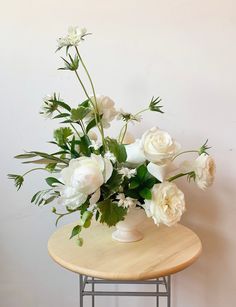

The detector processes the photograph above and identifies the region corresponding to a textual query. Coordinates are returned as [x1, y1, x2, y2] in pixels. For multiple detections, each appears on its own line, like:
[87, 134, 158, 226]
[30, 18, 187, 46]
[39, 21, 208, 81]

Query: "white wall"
[1, 0, 236, 306]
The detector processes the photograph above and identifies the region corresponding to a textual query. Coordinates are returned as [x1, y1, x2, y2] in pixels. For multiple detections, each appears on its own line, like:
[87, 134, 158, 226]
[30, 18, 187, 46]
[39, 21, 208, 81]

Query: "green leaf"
[8, 174, 24, 190]
[85, 114, 103, 133]
[48, 98, 71, 112]
[129, 179, 139, 189]
[45, 177, 63, 187]
[102, 170, 123, 198]
[78, 201, 89, 215]
[98, 199, 127, 227]
[125, 189, 140, 199]
[30, 189, 52, 206]
[53, 127, 73, 146]
[31, 191, 42, 203]
[137, 164, 148, 182]
[145, 177, 157, 188]
[199, 139, 211, 155]
[70, 136, 80, 158]
[107, 138, 127, 163]
[29, 151, 68, 164]
[80, 99, 90, 108]
[14, 153, 37, 159]
[70, 225, 82, 239]
[45, 163, 57, 172]
[78, 135, 91, 156]
[53, 112, 71, 119]
[86, 117, 97, 133]
[95, 210, 100, 221]
[77, 237, 84, 246]
[139, 187, 152, 200]
[43, 195, 58, 205]
[71, 106, 90, 121]
[149, 96, 164, 113]
[81, 211, 93, 228]
[59, 54, 79, 71]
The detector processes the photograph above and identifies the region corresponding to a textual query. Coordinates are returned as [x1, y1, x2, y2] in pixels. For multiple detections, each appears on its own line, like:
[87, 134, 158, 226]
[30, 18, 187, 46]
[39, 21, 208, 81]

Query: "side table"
[48, 219, 202, 307]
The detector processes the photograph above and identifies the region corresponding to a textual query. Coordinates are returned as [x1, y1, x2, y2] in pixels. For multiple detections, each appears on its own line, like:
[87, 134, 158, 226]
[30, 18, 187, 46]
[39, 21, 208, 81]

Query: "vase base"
[112, 229, 143, 243]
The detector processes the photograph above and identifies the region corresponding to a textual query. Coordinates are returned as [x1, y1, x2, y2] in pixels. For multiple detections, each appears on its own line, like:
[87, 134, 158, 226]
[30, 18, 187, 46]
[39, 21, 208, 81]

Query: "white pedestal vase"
[112, 207, 146, 243]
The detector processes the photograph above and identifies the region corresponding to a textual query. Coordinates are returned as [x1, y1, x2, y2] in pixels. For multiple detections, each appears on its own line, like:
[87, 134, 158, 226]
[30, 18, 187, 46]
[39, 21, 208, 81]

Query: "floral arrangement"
[9, 27, 216, 246]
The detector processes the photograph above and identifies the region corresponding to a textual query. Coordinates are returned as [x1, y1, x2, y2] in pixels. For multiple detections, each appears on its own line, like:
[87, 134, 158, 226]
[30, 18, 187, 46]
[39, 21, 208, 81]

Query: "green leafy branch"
[125, 164, 160, 201]
[106, 138, 127, 163]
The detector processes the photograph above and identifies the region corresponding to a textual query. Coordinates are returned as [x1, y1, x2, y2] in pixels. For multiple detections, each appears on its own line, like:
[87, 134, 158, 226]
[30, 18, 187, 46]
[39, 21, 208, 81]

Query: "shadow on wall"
[172, 178, 233, 307]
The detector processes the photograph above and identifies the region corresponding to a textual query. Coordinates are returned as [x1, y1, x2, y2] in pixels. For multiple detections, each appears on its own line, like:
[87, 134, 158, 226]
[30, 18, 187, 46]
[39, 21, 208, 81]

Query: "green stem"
[167, 172, 193, 182]
[74, 70, 103, 138]
[57, 109, 81, 138]
[54, 207, 80, 226]
[172, 150, 199, 161]
[134, 108, 149, 117]
[79, 120, 86, 135]
[23, 167, 49, 177]
[120, 123, 128, 144]
[75, 47, 106, 149]
[118, 108, 149, 143]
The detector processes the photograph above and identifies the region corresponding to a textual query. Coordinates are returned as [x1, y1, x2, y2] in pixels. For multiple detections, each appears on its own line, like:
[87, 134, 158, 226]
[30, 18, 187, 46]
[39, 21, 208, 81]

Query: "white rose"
[90, 95, 117, 128]
[141, 127, 180, 164]
[59, 154, 113, 208]
[194, 154, 215, 190]
[125, 139, 146, 166]
[145, 182, 185, 226]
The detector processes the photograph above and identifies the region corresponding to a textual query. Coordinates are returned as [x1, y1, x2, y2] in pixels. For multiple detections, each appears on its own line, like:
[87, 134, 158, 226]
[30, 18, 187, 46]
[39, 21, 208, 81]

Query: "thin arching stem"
[172, 150, 199, 161]
[75, 47, 106, 149]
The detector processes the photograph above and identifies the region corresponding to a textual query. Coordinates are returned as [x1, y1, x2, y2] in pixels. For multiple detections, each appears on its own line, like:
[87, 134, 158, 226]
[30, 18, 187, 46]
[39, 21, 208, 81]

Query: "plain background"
[1, 0, 236, 306]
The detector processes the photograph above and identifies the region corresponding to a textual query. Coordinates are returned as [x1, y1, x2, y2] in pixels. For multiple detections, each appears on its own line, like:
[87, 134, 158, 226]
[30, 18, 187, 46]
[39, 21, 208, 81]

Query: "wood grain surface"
[48, 218, 202, 280]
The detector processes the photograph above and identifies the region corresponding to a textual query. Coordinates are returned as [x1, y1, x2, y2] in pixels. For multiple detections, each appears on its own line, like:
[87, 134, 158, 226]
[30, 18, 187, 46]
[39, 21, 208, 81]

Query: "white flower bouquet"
[9, 27, 216, 245]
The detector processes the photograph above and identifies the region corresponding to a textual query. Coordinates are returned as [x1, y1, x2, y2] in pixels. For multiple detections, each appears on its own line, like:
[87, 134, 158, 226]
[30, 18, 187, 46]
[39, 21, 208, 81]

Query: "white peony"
[145, 182, 185, 226]
[125, 139, 146, 166]
[90, 95, 117, 128]
[194, 154, 216, 190]
[141, 127, 180, 165]
[59, 154, 113, 208]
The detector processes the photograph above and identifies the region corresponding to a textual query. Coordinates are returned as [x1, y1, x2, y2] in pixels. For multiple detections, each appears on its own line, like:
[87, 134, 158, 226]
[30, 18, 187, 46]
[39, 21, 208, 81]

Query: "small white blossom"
[89, 140, 102, 150]
[57, 27, 87, 49]
[104, 151, 116, 163]
[116, 193, 139, 208]
[118, 167, 136, 179]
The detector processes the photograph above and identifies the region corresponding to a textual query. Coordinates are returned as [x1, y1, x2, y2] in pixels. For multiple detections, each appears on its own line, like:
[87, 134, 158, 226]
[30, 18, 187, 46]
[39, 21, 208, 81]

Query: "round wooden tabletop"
[48, 218, 202, 281]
